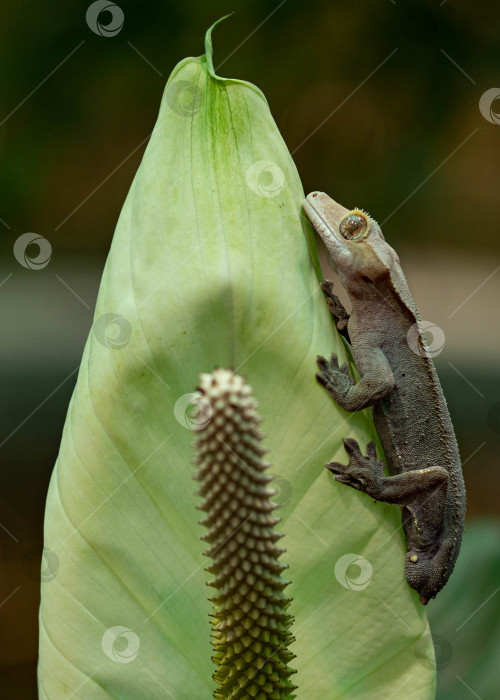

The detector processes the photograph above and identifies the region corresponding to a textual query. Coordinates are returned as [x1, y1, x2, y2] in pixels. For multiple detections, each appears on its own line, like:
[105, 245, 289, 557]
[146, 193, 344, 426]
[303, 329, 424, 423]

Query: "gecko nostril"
[312, 192, 317, 197]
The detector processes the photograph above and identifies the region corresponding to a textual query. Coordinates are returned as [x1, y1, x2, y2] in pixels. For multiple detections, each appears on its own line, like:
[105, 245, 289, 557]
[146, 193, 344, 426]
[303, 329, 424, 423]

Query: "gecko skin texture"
[304, 191, 466, 604]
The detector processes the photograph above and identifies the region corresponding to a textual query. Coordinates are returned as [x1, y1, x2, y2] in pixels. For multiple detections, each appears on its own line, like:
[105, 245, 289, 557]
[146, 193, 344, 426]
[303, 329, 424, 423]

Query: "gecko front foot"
[316, 353, 354, 402]
[326, 439, 386, 495]
[320, 280, 349, 332]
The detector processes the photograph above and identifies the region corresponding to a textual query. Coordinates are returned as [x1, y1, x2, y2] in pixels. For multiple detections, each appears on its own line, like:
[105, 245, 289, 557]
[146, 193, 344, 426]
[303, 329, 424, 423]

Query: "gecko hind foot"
[326, 439, 385, 494]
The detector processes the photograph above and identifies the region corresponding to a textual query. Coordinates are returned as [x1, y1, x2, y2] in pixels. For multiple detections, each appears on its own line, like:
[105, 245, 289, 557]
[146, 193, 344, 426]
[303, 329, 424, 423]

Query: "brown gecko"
[303, 191, 466, 604]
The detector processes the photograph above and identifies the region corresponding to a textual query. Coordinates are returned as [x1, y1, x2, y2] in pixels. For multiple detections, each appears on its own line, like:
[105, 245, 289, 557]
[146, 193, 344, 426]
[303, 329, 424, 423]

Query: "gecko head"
[405, 539, 457, 604]
[303, 192, 401, 291]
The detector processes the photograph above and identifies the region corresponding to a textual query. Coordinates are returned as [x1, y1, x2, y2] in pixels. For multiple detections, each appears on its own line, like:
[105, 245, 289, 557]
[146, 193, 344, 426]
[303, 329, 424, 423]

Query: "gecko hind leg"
[327, 439, 385, 492]
[327, 438, 449, 506]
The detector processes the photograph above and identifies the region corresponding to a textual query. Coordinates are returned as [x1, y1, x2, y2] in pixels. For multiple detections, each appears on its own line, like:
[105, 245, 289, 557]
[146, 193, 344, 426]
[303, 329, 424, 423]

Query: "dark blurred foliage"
[0, 0, 499, 697]
[0, 0, 499, 256]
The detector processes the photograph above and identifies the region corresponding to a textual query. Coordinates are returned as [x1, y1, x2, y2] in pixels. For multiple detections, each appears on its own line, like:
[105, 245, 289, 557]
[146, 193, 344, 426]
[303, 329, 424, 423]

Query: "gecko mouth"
[303, 193, 343, 246]
[302, 195, 322, 226]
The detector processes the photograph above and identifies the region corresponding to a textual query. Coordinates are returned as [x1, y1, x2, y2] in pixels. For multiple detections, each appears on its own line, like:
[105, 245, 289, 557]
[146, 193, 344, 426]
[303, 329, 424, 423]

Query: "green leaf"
[39, 18, 435, 699]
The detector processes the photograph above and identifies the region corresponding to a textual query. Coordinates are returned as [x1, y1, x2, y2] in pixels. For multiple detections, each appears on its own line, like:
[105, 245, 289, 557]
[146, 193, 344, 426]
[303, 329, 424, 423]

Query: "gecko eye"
[339, 211, 369, 240]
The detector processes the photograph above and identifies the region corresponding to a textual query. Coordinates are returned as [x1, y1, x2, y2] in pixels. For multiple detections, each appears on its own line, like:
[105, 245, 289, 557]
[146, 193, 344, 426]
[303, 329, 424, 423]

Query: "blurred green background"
[1, 0, 499, 697]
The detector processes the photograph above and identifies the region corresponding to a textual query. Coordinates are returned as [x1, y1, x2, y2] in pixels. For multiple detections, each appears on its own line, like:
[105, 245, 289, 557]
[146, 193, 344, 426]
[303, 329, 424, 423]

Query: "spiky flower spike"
[193, 369, 297, 700]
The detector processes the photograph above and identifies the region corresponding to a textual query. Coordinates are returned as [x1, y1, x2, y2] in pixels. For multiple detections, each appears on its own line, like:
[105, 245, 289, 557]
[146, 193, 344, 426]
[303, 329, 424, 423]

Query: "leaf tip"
[204, 13, 236, 78]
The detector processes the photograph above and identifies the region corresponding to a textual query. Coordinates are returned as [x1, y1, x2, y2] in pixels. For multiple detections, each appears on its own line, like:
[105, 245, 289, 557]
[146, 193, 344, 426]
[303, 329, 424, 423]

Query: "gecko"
[303, 191, 466, 604]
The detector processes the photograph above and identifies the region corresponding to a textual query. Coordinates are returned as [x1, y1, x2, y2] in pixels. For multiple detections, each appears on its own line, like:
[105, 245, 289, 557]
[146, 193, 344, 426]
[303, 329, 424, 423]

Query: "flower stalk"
[193, 369, 296, 699]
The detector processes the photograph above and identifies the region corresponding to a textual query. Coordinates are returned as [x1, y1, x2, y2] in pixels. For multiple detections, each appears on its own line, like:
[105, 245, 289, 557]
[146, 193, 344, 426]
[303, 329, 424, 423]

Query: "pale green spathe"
[38, 18, 435, 699]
